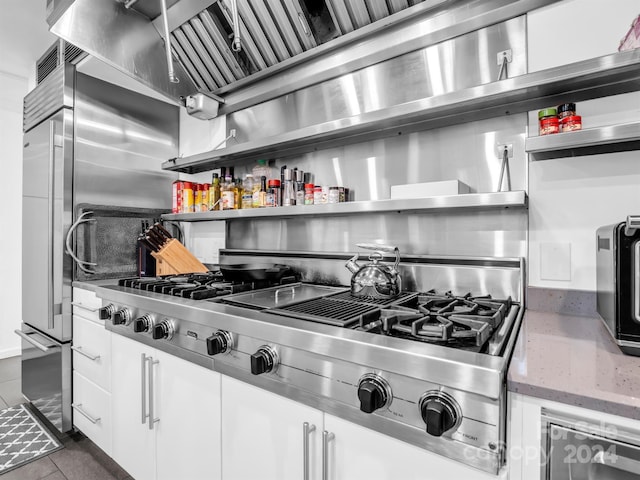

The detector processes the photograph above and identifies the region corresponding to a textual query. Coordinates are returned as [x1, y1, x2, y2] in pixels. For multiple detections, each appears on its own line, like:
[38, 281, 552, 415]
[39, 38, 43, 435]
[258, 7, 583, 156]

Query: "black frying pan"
[219, 263, 292, 282]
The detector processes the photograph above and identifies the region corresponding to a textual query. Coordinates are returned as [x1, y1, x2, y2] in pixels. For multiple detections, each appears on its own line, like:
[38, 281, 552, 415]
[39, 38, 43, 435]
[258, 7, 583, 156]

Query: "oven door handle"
[593, 450, 640, 476]
[14, 330, 58, 352]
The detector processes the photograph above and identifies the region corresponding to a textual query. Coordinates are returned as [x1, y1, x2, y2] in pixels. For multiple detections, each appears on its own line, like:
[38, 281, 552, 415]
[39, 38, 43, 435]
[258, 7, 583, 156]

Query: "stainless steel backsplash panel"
[227, 16, 526, 143]
[226, 208, 526, 258]
[220, 250, 524, 303]
[213, 16, 527, 264]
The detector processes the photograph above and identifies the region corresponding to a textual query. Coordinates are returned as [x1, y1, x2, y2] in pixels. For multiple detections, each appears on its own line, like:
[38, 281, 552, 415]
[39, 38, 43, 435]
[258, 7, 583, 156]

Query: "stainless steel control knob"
[152, 320, 175, 340]
[419, 391, 461, 437]
[113, 308, 131, 326]
[133, 314, 153, 333]
[98, 304, 115, 320]
[250, 345, 279, 375]
[206, 330, 233, 355]
[357, 374, 392, 413]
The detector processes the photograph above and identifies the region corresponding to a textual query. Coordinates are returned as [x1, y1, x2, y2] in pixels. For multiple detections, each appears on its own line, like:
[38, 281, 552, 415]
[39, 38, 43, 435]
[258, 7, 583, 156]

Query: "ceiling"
[0, 0, 57, 80]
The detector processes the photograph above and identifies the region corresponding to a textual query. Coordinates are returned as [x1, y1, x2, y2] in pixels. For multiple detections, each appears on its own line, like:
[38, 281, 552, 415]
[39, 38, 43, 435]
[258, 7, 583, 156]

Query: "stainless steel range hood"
[47, 0, 428, 107]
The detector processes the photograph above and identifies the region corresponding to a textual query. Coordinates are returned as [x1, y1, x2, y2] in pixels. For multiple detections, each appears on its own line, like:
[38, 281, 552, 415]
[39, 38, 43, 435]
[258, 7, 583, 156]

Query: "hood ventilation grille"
[37, 39, 87, 85]
[168, 0, 424, 92]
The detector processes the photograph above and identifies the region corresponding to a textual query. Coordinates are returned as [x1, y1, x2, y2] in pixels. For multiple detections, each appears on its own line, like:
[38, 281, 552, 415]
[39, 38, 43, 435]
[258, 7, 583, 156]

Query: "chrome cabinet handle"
[593, 450, 640, 475]
[141, 353, 148, 424]
[71, 345, 100, 361]
[303, 422, 316, 480]
[72, 403, 101, 424]
[322, 430, 334, 480]
[148, 357, 159, 430]
[71, 301, 100, 312]
[14, 330, 56, 352]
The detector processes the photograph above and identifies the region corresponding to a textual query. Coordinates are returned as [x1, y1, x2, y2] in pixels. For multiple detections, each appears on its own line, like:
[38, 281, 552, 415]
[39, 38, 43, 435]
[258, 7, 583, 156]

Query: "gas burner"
[358, 291, 513, 352]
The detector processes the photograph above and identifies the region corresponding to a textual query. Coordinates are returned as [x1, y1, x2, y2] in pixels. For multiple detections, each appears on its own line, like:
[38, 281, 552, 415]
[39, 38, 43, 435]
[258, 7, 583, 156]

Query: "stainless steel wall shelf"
[162, 50, 640, 174]
[162, 191, 528, 222]
[526, 122, 640, 160]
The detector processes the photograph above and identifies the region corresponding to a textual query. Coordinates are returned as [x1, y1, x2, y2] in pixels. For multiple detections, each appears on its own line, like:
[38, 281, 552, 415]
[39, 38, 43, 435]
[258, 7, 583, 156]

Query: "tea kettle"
[345, 243, 402, 299]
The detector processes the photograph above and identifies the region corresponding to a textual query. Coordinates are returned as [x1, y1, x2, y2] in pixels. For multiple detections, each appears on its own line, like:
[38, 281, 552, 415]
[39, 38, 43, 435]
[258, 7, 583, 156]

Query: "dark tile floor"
[0, 356, 132, 480]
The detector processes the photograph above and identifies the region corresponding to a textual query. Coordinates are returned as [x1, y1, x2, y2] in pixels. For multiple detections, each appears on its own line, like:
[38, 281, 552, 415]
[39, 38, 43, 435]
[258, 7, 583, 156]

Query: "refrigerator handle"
[48, 120, 55, 330]
[14, 330, 57, 352]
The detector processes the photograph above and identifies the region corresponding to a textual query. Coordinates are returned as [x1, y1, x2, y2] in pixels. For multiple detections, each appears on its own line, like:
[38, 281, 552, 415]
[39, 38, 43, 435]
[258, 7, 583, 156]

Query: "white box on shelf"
[390, 180, 470, 199]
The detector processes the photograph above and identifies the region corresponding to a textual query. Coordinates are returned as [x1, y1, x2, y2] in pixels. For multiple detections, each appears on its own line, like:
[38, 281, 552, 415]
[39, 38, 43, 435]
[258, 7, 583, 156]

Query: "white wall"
[0, 2, 56, 359]
[527, 0, 640, 290]
[0, 72, 27, 358]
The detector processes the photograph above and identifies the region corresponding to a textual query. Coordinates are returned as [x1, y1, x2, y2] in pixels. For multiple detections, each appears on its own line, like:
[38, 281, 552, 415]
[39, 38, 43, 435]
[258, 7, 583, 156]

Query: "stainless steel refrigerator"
[18, 63, 178, 433]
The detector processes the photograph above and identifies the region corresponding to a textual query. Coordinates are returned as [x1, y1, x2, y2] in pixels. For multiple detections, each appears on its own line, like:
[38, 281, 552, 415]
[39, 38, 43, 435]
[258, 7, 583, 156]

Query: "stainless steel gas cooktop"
[93, 254, 524, 474]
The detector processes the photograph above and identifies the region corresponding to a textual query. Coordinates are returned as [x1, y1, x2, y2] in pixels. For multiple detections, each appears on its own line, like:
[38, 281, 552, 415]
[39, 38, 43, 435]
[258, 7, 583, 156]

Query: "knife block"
[151, 239, 208, 275]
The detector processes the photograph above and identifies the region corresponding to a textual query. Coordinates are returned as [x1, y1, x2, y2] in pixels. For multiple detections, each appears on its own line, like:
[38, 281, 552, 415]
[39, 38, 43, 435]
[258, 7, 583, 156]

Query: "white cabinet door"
[155, 350, 222, 480]
[72, 371, 112, 456]
[221, 376, 324, 480]
[323, 414, 501, 480]
[111, 334, 156, 480]
[72, 315, 111, 391]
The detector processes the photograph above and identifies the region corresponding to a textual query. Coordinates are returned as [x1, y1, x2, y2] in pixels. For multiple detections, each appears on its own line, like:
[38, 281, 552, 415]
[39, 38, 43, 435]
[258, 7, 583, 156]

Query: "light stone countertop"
[507, 310, 640, 419]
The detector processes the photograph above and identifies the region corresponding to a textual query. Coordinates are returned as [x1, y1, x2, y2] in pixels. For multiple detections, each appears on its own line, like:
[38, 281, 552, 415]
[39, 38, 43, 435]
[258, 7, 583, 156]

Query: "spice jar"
[266, 179, 281, 207]
[538, 108, 559, 136]
[540, 117, 559, 135]
[560, 115, 582, 132]
[328, 187, 340, 204]
[557, 103, 576, 119]
[304, 183, 314, 205]
[313, 186, 323, 205]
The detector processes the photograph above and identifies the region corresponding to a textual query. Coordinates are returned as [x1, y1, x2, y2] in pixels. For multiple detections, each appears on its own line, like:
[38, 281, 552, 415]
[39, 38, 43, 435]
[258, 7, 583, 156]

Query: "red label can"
[182, 181, 194, 213]
[172, 180, 184, 214]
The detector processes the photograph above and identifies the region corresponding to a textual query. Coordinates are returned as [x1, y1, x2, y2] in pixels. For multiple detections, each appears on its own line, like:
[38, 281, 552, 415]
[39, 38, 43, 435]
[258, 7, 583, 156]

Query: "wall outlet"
[540, 243, 571, 281]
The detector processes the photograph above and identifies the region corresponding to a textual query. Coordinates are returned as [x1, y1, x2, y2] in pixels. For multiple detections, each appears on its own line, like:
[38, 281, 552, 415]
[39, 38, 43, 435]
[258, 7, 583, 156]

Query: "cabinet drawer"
[73, 316, 111, 391]
[73, 371, 112, 456]
[72, 288, 103, 324]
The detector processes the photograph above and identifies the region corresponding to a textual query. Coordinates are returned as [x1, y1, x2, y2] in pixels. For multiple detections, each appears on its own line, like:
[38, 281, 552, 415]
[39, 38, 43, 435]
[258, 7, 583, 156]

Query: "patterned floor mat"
[0, 404, 62, 474]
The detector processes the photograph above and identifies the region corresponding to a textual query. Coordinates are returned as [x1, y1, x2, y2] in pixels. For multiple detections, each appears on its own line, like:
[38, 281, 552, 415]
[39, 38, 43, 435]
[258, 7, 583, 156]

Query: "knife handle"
[153, 222, 174, 240]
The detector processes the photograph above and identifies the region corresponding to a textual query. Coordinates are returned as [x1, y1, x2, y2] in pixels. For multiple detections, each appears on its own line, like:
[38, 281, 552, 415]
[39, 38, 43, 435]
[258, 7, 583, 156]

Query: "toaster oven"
[596, 216, 640, 356]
